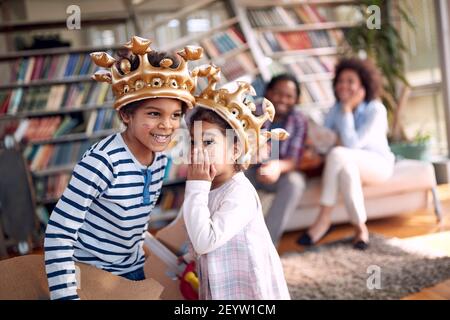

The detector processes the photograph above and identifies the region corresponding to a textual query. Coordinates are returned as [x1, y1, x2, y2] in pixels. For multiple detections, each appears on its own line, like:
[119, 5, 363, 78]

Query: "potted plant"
[389, 131, 432, 160]
[343, 0, 430, 160]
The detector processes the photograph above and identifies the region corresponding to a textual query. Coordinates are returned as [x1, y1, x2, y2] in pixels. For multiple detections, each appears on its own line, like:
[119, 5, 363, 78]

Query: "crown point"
[120, 59, 131, 74]
[92, 70, 112, 83]
[159, 58, 173, 68]
[262, 98, 275, 122]
[124, 36, 152, 55]
[90, 52, 116, 68]
[266, 128, 290, 141]
[177, 46, 203, 61]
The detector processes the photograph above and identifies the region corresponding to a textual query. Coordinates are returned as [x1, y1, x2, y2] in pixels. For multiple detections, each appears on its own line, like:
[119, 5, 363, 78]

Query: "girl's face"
[121, 98, 183, 153]
[335, 69, 364, 104]
[190, 121, 237, 176]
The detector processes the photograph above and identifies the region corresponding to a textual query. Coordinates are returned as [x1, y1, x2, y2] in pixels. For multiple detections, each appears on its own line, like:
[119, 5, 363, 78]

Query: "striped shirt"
[44, 133, 167, 300]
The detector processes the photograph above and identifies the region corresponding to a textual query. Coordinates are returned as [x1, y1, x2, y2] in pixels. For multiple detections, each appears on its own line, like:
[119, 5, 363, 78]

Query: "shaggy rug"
[282, 233, 450, 300]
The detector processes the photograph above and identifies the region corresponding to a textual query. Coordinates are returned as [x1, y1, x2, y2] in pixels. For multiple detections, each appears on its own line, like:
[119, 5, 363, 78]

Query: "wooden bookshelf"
[269, 47, 342, 59]
[0, 101, 114, 120]
[0, 75, 93, 90]
[0, 0, 265, 230]
[32, 163, 76, 178]
[239, 0, 356, 8]
[254, 21, 359, 33]
[161, 16, 240, 51]
[26, 128, 118, 146]
[0, 12, 130, 33]
[0, 45, 122, 62]
[234, 0, 361, 110]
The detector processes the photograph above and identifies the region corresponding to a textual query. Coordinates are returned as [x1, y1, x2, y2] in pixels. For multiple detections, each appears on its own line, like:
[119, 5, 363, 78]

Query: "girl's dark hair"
[188, 107, 231, 134]
[265, 73, 301, 99]
[333, 57, 382, 102]
[188, 107, 243, 171]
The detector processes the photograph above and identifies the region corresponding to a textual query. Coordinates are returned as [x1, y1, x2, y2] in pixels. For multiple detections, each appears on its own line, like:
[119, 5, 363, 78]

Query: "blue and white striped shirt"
[44, 133, 167, 300]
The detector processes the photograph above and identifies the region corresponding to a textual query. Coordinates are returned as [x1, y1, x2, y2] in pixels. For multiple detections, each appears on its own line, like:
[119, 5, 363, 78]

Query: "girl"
[44, 36, 202, 300]
[182, 81, 291, 299]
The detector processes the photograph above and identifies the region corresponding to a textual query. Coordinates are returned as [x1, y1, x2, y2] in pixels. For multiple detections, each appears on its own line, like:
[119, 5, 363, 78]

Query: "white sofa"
[258, 159, 442, 232]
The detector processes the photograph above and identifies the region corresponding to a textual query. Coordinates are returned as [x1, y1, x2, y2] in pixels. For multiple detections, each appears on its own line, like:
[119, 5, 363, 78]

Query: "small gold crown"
[90, 36, 204, 110]
[193, 64, 289, 169]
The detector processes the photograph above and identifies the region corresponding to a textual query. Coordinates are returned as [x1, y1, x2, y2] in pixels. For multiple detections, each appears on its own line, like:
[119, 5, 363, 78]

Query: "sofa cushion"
[298, 159, 436, 207]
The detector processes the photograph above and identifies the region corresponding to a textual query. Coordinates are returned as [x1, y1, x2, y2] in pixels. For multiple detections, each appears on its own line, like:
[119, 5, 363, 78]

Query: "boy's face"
[121, 98, 183, 152]
[265, 80, 298, 117]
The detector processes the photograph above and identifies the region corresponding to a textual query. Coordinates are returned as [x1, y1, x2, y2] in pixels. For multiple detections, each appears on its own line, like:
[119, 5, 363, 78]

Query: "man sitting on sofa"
[245, 74, 321, 246]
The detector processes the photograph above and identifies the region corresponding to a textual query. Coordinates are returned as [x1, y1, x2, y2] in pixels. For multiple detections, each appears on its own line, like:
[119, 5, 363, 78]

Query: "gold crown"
[90, 36, 204, 110]
[193, 64, 289, 169]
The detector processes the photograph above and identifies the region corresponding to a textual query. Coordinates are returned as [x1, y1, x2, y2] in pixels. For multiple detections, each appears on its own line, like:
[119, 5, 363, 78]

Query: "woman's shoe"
[297, 225, 334, 246]
[297, 232, 313, 246]
[353, 240, 369, 250]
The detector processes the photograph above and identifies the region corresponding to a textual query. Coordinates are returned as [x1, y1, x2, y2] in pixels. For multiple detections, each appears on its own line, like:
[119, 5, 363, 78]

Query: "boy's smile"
[121, 98, 183, 166]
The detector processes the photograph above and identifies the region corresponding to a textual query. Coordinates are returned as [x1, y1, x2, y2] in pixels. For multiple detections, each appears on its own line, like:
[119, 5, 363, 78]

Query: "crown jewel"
[91, 36, 203, 110]
[193, 64, 289, 169]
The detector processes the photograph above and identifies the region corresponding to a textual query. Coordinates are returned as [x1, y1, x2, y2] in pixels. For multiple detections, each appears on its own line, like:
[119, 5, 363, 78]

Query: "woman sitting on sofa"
[298, 57, 395, 250]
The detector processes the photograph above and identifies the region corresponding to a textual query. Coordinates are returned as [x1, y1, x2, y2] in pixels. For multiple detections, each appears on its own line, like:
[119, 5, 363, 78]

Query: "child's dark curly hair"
[333, 57, 382, 102]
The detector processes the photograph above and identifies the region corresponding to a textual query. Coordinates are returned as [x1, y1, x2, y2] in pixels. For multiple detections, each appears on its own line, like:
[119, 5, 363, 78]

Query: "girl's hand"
[187, 148, 217, 181]
[342, 87, 365, 113]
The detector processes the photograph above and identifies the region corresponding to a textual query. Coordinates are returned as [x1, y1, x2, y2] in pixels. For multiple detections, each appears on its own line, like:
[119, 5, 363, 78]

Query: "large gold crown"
[193, 64, 289, 169]
[90, 36, 203, 110]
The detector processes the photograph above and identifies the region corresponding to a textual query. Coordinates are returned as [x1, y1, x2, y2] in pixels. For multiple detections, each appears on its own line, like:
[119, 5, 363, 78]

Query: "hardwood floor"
[277, 184, 450, 299]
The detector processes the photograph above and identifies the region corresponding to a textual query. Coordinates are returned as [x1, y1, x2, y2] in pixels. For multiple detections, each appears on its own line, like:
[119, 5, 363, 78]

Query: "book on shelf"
[35, 173, 71, 202]
[259, 29, 343, 54]
[247, 3, 358, 28]
[247, 6, 301, 28]
[201, 26, 246, 58]
[24, 139, 92, 171]
[0, 52, 115, 116]
[270, 56, 336, 106]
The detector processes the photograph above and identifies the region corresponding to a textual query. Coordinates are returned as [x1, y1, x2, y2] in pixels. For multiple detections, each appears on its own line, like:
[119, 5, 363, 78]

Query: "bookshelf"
[233, 0, 362, 116]
[0, 0, 267, 232]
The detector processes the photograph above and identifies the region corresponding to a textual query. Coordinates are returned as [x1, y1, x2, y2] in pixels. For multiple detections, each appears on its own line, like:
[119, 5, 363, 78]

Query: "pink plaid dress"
[182, 172, 290, 300]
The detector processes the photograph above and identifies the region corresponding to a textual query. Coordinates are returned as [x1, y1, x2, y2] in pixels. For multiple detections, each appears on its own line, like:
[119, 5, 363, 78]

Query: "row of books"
[259, 29, 344, 53]
[35, 173, 71, 202]
[13, 115, 81, 142]
[1, 81, 112, 115]
[2, 109, 120, 143]
[196, 52, 257, 91]
[25, 140, 91, 171]
[301, 80, 335, 105]
[285, 56, 337, 76]
[85, 109, 122, 135]
[246, 4, 353, 28]
[201, 27, 246, 58]
[6, 53, 99, 84]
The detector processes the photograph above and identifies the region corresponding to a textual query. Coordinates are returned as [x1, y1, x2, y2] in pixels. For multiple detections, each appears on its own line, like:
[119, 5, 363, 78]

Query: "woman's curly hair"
[333, 57, 383, 102]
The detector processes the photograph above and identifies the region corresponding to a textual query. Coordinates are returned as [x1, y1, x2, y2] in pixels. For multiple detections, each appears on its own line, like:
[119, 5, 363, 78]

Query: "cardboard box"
[0, 254, 163, 300]
[144, 212, 191, 300]
[0, 212, 191, 300]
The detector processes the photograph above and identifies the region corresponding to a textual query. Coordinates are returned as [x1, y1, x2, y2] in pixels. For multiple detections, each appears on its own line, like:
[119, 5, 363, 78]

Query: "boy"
[44, 36, 202, 300]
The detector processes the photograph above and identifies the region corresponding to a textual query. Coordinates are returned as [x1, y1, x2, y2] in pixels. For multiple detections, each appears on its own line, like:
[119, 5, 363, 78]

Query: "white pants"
[320, 146, 394, 225]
